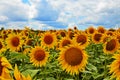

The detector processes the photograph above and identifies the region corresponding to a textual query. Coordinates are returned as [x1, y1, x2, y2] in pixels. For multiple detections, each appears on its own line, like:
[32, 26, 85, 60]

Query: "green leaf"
[9, 52, 29, 60]
[83, 71, 92, 74]
[86, 63, 97, 72]
[64, 78, 74, 80]
[23, 45, 32, 48]
[46, 77, 56, 80]
[92, 73, 104, 79]
[22, 69, 39, 78]
[103, 76, 110, 80]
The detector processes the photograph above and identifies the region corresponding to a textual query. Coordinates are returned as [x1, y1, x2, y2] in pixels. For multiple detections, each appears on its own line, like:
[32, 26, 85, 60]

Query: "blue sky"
[0, 0, 120, 30]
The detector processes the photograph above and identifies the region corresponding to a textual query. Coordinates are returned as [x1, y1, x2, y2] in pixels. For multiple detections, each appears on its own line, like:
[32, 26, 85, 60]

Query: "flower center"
[103, 36, 109, 43]
[89, 28, 94, 34]
[44, 35, 53, 45]
[11, 37, 20, 47]
[0, 58, 3, 76]
[34, 49, 45, 61]
[98, 28, 105, 33]
[0, 36, 2, 39]
[64, 47, 83, 66]
[69, 32, 74, 39]
[62, 39, 71, 47]
[26, 39, 33, 46]
[0, 42, 3, 49]
[117, 35, 120, 43]
[60, 32, 66, 37]
[106, 31, 113, 36]
[3, 34, 7, 40]
[77, 35, 87, 45]
[106, 39, 116, 51]
[94, 33, 102, 42]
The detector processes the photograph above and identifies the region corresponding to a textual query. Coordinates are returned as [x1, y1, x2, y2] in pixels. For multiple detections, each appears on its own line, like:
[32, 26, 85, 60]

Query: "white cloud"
[3, 21, 28, 29]
[29, 4, 37, 19]
[0, 0, 30, 21]
[0, 0, 120, 30]
[57, 12, 73, 23]
[0, 16, 9, 22]
[48, 0, 120, 28]
[29, 0, 40, 19]
[0, 21, 55, 30]
[28, 21, 55, 30]
[30, 0, 59, 21]
[67, 23, 77, 29]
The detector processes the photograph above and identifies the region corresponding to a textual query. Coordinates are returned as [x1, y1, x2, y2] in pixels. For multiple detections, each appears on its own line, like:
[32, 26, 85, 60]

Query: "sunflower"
[57, 30, 66, 38]
[87, 26, 96, 35]
[68, 28, 73, 32]
[116, 28, 120, 33]
[108, 28, 116, 32]
[2, 29, 12, 35]
[105, 31, 115, 36]
[23, 48, 30, 55]
[67, 31, 74, 39]
[60, 30, 67, 37]
[97, 26, 106, 34]
[74, 26, 78, 30]
[6, 33, 24, 51]
[40, 32, 57, 48]
[1, 30, 8, 36]
[0, 39, 6, 53]
[13, 29, 22, 34]
[101, 34, 110, 43]
[73, 26, 79, 34]
[109, 53, 120, 80]
[59, 37, 72, 48]
[0, 57, 12, 79]
[38, 32, 41, 38]
[19, 29, 29, 39]
[0, 35, 2, 39]
[14, 64, 32, 80]
[30, 46, 49, 67]
[116, 33, 120, 43]
[92, 32, 103, 44]
[14, 64, 23, 80]
[24, 75, 32, 80]
[103, 37, 119, 54]
[7, 29, 12, 34]
[24, 37, 33, 46]
[2, 34, 8, 40]
[73, 32, 89, 47]
[58, 44, 88, 75]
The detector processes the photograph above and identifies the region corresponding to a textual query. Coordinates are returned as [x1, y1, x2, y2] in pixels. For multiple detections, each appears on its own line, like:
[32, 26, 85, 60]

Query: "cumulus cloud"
[30, 0, 59, 21]
[0, 0, 120, 30]
[0, 16, 9, 23]
[28, 21, 55, 30]
[48, 0, 120, 28]
[1, 21, 28, 29]
[0, 20, 56, 30]
[0, 0, 30, 22]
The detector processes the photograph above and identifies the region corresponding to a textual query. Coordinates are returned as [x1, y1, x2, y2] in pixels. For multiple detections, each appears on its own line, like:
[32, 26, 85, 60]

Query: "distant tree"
[0, 27, 4, 31]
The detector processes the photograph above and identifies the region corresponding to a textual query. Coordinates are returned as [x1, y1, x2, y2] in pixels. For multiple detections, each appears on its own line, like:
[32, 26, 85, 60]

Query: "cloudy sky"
[0, 0, 120, 30]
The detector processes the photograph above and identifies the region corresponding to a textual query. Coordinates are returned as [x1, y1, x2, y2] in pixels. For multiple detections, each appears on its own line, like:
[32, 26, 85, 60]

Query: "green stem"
[43, 66, 46, 80]
[74, 74, 79, 80]
[57, 72, 62, 80]
[104, 54, 107, 78]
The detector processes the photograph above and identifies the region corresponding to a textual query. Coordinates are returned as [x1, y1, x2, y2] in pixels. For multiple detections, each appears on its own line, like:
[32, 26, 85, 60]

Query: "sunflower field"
[0, 26, 120, 80]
